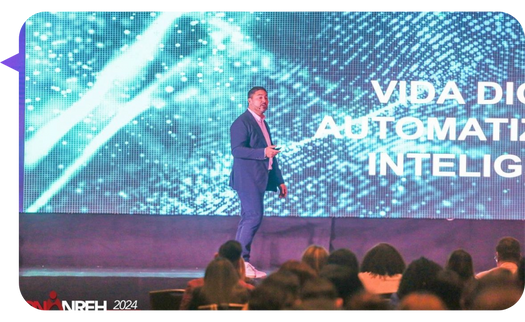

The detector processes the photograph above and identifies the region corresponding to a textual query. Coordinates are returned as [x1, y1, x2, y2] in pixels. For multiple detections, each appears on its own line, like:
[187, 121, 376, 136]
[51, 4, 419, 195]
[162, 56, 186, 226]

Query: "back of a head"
[204, 257, 239, 281]
[432, 269, 464, 310]
[279, 260, 318, 286]
[461, 267, 520, 309]
[218, 240, 242, 264]
[360, 243, 406, 276]
[446, 249, 474, 282]
[496, 236, 521, 263]
[320, 264, 364, 301]
[327, 248, 359, 272]
[397, 257, 443, 299]
[300, 277, 339, 301]
[262, 270, 301, 296]
[202, 257, 241, 304]
[298, 276, 341, 309]
[470, 285, 522, 310]
[301, 245, 329, 274]
[345, 292, 393, 310]
[248, 283, 287, 310]
[398, 292, 447, 310]
[248, 271, 300, 310]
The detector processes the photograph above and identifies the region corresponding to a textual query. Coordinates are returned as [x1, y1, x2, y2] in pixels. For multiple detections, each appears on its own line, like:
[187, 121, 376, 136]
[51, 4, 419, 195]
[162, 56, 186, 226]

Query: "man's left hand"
[279, 184, 288, 198]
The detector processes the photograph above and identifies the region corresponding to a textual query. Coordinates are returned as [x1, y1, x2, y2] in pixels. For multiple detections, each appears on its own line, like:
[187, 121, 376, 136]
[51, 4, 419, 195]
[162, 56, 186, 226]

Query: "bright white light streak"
[24, 12, 183, 168]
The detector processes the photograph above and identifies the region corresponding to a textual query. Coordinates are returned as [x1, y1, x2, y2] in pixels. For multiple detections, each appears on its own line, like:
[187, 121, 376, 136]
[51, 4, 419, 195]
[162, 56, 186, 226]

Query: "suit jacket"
[229, 110, 284, 193]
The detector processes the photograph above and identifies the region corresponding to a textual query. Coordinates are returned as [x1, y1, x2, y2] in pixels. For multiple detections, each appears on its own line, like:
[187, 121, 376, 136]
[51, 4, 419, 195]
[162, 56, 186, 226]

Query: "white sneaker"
[244, 262, 267, 278]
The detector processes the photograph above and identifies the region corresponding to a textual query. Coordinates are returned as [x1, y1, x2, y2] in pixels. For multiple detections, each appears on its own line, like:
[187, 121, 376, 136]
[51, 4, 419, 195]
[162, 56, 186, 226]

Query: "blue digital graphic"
[21, 12, 525, 219]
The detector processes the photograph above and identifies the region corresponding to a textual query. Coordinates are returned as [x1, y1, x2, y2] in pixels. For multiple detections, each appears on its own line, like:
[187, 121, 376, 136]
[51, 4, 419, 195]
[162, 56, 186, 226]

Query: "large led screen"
[22, 12, 525, 220]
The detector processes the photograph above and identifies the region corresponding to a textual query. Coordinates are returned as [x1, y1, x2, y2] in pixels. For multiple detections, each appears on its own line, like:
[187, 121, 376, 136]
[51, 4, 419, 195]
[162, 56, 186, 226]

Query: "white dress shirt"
[248, 109, 273, 170]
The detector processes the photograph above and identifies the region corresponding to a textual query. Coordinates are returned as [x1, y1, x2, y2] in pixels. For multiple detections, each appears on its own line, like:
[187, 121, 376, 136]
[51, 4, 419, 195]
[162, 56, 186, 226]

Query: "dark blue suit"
[229, 110, 284, 261]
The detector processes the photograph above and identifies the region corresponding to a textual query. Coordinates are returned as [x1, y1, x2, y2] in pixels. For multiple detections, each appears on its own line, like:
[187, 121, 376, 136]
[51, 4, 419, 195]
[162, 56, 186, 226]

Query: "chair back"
[149, 289, 186, 310]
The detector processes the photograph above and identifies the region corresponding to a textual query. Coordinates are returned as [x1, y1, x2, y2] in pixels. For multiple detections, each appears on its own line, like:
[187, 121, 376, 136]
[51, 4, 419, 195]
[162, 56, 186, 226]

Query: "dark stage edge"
[19, 213, 525, 310]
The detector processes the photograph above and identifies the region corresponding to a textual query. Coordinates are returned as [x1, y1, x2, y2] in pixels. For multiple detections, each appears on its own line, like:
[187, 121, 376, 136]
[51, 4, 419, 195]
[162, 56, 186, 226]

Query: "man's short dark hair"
[218, 240, 242, 263]
[248, 86, 267, 98]
[496, 237, 521, 263]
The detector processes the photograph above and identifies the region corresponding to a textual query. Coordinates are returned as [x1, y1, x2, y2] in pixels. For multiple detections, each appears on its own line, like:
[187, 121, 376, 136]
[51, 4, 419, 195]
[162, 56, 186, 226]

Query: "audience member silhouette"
[278, 260, 318, 288]
[476, 236, 521, 278]
[397, 291, 447, 310]
[187, 257, 251, 310]
[326, 248, 359, 272]
[358, 243, 406, 297]
[295, 277, 343, 310]
[462, 266, 522, 310]
[344, 291, 393, 310]
[470, 284, 522, 310]
[445, 248, 475, 289]
[301, 245, 329, 275]
[461, 269, 524, 313]
[247, 270, 300, 310]
[431, 269, 464, 310]
[319, 263, 364, 306]
[180, 240, 255, 310]
[393, 257, 443, 306]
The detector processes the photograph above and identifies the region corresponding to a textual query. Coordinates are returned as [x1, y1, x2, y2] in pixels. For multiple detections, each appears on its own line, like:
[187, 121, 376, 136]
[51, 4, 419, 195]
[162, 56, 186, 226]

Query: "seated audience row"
[177, 236, 523, 310]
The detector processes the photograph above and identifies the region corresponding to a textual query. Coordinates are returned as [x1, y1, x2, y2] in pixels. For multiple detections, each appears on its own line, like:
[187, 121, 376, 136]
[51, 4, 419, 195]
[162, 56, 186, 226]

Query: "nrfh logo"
[27, 291, 108, 311]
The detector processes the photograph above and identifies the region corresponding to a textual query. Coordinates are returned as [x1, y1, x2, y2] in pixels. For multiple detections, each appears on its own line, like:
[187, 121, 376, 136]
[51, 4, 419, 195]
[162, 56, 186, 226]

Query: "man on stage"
[229, 86, 288, 278]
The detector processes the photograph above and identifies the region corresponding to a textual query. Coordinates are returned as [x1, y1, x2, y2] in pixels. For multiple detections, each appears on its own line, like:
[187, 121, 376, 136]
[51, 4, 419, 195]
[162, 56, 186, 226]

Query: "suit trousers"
[235, 189, 265, 262]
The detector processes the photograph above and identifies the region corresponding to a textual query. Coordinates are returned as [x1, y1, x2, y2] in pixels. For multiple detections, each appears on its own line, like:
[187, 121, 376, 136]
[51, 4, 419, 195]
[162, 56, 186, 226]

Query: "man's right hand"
[265, 145, 281, 158]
